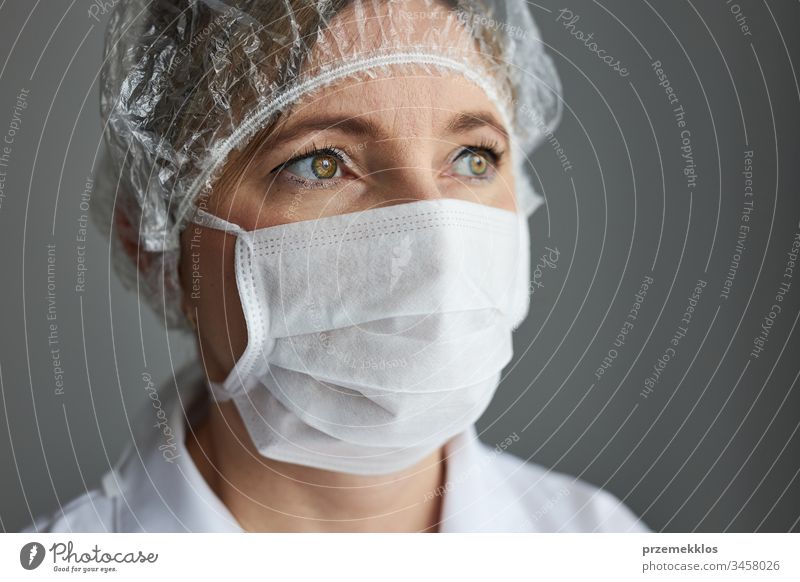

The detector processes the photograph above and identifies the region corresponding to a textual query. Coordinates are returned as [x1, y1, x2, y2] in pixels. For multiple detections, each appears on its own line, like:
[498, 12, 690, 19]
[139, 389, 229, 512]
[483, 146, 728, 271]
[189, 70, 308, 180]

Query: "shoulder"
[485, 443, 651, 532]
[22, 488, 116, 533]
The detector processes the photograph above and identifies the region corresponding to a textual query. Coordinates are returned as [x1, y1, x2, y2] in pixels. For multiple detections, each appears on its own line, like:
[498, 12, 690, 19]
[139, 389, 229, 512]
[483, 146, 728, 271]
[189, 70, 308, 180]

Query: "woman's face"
[179, 73, 518, 381]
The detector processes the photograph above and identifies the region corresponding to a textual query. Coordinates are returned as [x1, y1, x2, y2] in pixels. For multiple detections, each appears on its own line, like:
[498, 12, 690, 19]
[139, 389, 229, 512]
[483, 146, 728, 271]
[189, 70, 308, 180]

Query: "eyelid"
[269, 141, 504, 183]
[442, 143, 504, 183]
[449, 138, 503, 164]
[448, 143, 503, 173]
[269, 144, 354, 176]
[452, 147, 499, 166]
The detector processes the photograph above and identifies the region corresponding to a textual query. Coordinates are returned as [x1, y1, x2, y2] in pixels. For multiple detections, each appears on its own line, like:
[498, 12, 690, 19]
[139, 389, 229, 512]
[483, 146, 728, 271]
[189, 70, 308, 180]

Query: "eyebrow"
[445, 111, 509, 145]
[268, 115, 385, 144]
[267, 109, 509, 146]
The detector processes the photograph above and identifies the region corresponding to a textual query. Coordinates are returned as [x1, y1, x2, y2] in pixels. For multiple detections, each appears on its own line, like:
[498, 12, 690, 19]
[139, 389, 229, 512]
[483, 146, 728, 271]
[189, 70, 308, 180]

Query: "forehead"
[267, 75, 511, 154]
[286, 73, 504, 129]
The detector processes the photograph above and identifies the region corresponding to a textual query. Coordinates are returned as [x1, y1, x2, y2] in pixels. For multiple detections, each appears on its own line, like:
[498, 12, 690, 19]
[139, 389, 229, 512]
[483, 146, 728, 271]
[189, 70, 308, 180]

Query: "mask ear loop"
[186, 207, 251, 402]
[190, 207, 246, 235]
[206, 379, 236, 403]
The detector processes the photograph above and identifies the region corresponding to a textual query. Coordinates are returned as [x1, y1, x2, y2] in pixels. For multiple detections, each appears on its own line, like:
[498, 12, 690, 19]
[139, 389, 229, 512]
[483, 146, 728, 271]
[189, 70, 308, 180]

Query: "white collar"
[104, 366, 242, 533]
[101, 364, 533, 532]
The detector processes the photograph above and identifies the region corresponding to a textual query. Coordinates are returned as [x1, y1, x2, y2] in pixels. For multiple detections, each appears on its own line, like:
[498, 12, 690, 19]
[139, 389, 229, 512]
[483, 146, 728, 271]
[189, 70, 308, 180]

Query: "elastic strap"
[190, 208, 245, 235]
[206, 378, 236, 402]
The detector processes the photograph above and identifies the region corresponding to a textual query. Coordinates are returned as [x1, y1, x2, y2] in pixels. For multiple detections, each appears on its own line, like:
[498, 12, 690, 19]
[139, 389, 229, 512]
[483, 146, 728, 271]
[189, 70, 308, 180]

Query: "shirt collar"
[106, 367, 242, 532]
[104, 364, 532, 532]
[438, 426, 535, 532]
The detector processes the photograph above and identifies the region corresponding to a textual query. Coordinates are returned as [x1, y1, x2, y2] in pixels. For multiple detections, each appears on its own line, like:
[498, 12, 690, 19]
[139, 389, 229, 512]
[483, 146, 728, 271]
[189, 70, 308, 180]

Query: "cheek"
[210, 179, 326, 230]
[485, 165, 517, 212]
[180, 228, 248, 380]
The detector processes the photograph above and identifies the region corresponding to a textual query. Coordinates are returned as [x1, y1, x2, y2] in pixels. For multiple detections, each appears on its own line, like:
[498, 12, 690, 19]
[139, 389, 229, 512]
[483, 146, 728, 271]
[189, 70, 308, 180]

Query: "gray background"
[1, 0, 798, 533]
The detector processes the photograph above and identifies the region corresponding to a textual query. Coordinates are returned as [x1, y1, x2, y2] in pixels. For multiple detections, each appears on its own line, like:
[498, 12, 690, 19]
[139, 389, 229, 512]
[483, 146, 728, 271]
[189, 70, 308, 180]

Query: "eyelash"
[269, 142, 348, 175]
[269, 139, 506, 181]
[451, 138, 504, 168]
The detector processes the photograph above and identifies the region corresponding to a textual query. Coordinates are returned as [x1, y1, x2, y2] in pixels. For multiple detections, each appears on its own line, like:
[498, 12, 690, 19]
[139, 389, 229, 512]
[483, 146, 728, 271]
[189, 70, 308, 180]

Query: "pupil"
[470, 153, 487, 175]
[312, 155, 337, 178]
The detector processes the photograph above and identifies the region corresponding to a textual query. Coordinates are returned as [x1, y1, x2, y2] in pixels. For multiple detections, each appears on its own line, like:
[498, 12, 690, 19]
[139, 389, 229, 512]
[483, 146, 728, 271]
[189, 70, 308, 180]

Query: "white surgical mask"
[190, 198, 530, 475]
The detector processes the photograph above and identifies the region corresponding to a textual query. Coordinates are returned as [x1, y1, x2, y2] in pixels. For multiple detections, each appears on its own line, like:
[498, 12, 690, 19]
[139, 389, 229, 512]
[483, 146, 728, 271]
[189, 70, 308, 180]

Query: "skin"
[174, 4, 519, 533]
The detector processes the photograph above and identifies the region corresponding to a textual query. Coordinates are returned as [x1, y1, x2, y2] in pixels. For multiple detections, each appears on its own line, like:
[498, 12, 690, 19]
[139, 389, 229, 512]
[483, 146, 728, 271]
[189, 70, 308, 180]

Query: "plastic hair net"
[95, 0, 562, 329]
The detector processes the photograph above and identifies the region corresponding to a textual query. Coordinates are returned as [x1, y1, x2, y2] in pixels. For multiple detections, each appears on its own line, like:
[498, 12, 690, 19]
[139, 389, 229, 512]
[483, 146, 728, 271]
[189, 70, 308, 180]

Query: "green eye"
[452, 149, 495, 178]
[285, 153, 342, 180]
[310, 155, 338, 178]
[469, 153, 489, 175]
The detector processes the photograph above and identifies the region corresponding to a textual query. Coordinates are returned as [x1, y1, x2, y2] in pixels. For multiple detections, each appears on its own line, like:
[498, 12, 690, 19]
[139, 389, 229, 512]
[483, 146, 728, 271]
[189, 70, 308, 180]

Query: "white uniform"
[24, 364, 651, 533]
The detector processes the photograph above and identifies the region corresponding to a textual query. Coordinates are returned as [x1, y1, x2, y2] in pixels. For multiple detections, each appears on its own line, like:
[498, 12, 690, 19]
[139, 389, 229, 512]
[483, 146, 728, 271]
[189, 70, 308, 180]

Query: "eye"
[450, 145, 501, 179]
[283, 152, 343, 180]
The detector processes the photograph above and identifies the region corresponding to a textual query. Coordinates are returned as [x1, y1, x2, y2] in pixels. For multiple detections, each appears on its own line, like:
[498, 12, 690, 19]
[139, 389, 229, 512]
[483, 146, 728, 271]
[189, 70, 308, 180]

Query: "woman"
[27, 0, 649, 532]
